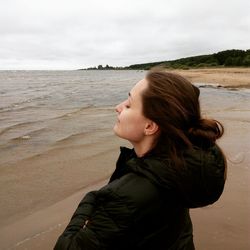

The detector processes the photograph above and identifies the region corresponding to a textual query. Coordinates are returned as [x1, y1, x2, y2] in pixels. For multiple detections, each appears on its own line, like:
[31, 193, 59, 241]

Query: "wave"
[0, 94, 51, 113]
[0, 121, 39, 137]
[52, 105, 104, 120]
[53, 128, 112, 146]
[0, 106, 105, 138]
[0, 105, 39, 115]
[54, 131, 86, 142]
[42, 105, 112, 122]
[9, 125, 48, 140]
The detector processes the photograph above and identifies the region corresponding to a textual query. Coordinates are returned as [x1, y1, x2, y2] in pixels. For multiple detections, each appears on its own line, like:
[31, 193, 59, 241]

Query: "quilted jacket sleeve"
[54, 190, 97, 249]
[54, 188, 133, 250]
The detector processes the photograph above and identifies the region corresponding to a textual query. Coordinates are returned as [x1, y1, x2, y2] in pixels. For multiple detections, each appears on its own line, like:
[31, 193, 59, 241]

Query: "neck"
[132, 137, 156, 157]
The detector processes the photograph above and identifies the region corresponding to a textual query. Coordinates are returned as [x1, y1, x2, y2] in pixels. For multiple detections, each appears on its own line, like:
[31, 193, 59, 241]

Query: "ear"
[144, 120, 159, 136]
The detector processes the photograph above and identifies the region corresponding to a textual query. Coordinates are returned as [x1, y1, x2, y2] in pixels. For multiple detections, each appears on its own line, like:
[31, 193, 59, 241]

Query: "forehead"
[130, 78, 148, 97]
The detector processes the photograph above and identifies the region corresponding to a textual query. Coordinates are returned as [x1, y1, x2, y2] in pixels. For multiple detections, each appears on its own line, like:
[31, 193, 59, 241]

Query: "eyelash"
[125, 100, 130, 108]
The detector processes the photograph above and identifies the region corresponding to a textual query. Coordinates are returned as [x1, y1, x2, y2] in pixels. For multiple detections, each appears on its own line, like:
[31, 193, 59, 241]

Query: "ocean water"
[0, 70, 145, 117]
[0, 70, 249, 165]
[0, 70, 145, 165]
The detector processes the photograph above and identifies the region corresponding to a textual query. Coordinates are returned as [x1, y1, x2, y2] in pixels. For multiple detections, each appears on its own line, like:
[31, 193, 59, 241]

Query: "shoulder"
[98, 173, 162, 211]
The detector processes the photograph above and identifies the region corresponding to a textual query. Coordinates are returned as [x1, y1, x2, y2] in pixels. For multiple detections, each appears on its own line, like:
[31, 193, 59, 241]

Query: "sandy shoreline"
[0, 68, 250, 249]
[171, 67, 250, 88]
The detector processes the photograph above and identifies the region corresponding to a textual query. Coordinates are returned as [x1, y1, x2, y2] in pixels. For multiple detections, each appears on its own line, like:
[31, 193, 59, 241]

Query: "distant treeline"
[83, 64, 124, 70]
[82, 49, 250, 70]
[127, 49, 250, 70]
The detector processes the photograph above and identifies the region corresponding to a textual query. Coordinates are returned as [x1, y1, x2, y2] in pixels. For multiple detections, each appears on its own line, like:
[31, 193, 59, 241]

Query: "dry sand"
[171, 67, 250, 88]
[0, 68, 249, 249]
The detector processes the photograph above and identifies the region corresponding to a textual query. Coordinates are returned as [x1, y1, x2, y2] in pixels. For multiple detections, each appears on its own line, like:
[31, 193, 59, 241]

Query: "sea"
[0, 70, 250, 166]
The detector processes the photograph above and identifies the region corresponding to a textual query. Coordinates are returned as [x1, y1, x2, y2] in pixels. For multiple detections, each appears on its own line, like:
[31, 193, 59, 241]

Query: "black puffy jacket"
[54, 145, 226, 250]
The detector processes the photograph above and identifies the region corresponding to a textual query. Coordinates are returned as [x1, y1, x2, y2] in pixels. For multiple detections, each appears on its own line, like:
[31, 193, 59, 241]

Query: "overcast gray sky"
[0, 0, 249, 69]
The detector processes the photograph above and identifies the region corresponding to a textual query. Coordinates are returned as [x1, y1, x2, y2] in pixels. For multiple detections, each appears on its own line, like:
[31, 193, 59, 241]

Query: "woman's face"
[113, 78, 149, 144]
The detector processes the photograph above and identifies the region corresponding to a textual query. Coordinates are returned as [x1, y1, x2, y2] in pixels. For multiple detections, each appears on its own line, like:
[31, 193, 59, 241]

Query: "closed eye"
[125, 99, 130, 108]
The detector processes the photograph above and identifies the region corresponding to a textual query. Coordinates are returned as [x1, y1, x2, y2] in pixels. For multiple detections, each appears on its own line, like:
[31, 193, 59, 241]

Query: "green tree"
[243, 55, 250, 66]
[225, 57, 233, 66]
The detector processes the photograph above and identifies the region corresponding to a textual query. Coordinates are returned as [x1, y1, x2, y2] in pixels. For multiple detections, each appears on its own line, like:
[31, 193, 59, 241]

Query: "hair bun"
[188, 119, 224, 147]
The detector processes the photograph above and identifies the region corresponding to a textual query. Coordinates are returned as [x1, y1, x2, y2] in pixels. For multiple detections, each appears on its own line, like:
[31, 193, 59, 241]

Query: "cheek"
[118, 112, 146, 139]
[120, 111, 142, 126]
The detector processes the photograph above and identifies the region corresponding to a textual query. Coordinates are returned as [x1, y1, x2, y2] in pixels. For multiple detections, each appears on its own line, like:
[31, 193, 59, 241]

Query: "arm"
[54, 188, 133, 250]
[54, 191, 98, 249]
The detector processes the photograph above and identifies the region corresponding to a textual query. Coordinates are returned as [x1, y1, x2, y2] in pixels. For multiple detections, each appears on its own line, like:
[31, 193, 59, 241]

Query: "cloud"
[0, 0, 249, 69]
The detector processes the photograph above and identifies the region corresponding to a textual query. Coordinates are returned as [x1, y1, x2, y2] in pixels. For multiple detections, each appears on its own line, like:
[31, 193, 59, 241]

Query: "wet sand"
[0, 68, 250, 249]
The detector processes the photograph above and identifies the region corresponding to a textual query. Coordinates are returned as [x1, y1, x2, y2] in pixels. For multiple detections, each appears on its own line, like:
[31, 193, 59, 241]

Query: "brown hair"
[143, 70, 224, 166]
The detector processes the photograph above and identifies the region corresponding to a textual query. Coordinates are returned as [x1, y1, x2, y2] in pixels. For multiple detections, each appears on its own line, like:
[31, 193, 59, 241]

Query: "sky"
[0, 0, 249, 70]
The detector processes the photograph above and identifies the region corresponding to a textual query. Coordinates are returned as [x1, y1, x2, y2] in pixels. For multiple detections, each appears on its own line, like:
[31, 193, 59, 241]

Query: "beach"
[0, 68, 249, 249]
[172, 67, 250, 88]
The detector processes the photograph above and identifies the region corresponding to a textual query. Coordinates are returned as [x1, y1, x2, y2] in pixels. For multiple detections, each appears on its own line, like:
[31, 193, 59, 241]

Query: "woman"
[54, 70, 226, 249]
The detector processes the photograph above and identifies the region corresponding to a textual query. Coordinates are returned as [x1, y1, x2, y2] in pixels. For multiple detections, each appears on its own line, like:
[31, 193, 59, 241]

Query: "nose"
[115, 102, 123, 113]
[115, 100, 126, 113]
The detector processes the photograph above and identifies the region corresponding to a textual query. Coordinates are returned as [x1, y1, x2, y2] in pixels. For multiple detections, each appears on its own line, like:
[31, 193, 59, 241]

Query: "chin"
[113, 125, 124, 139]
[113, 124, 119, 135]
